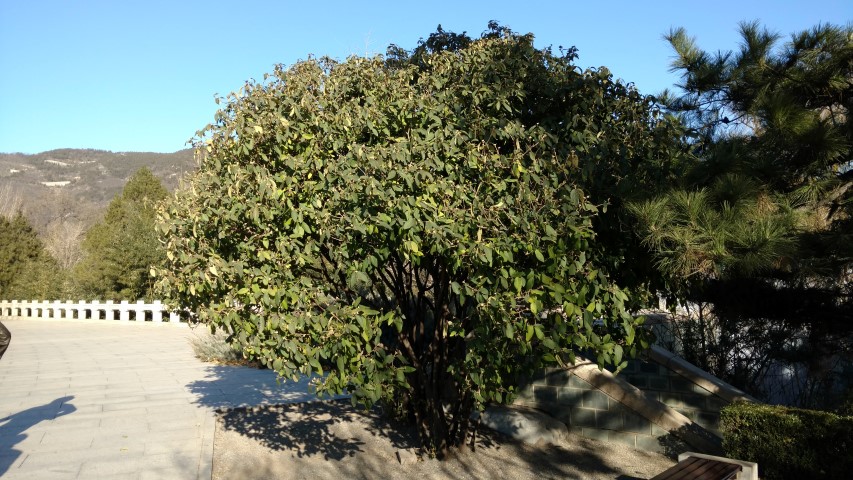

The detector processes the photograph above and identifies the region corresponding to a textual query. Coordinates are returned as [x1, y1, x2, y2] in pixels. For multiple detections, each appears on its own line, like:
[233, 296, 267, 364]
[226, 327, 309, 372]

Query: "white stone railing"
[0, 299, 186, 324]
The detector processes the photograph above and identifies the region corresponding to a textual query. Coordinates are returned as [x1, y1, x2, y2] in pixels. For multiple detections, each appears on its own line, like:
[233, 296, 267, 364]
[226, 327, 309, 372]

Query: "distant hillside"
[0, 148, 197, 231]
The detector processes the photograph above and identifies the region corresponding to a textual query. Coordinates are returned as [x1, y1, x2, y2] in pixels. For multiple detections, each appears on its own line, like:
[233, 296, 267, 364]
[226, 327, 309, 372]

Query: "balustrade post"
[152, 301, 163, 323]
[63, 300, 74, 319]
[119, 301, 130, 321]
[76, 301, 87, 320]
[53, 300, 63, 319]
[169, 310, 180, 323]
[133, 300, 146, 322]
[91, 300, 101, 320]
[105, 300, 115, 320]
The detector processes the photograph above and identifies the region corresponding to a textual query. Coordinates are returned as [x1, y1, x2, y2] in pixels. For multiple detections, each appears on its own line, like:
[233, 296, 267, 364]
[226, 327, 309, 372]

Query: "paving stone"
[38, 430, 96, 448]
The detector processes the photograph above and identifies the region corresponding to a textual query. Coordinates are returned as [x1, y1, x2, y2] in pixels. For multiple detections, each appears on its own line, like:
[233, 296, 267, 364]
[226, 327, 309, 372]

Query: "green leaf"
[504, 323, 515, 339]
[544, 225, 557, 237]
[484, 246, 493, 265]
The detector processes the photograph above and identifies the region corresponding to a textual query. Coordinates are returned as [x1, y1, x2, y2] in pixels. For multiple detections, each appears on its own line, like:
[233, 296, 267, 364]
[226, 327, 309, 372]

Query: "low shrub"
[721, 401, 853, 479]
[189, 329, 241, 364]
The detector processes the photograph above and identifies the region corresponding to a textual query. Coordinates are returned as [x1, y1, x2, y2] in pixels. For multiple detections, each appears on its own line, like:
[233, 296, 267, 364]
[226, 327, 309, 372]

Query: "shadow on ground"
[0, 396, 76, 476]
[210, 398, 662, 480]
[218, 399, 416, 460]
[185, 364, 332, 410]
[189, 365, 668, 479]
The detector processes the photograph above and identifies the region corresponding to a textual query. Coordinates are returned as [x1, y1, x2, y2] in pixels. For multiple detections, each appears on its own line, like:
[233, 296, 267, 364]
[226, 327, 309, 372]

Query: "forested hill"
[0, 148, 196, 231]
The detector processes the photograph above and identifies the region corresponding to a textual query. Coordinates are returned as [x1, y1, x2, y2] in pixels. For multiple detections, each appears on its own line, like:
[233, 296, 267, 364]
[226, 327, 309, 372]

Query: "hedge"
[721, 402, 853, 479]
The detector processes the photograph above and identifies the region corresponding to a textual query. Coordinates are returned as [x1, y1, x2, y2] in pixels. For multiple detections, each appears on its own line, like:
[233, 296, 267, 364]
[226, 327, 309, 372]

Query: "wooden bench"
[651, 456, 742, 480]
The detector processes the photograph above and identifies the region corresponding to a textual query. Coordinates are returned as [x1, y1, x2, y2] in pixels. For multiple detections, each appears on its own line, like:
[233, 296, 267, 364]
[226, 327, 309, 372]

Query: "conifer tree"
[0, 213, 62, 300]
[631, 22, 852, 405]
[74, 167, 168, 300]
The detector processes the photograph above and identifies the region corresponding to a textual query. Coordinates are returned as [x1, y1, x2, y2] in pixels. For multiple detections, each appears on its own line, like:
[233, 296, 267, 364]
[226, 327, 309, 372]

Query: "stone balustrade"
[0, 299, 185, 324]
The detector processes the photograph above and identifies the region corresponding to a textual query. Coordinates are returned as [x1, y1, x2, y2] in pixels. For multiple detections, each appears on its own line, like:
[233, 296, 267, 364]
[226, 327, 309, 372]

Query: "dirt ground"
[212, 399, 675, 480]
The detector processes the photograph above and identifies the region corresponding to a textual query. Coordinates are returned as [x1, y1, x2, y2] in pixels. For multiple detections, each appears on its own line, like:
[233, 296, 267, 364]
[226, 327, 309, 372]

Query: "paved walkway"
[0, 318, 322, 480]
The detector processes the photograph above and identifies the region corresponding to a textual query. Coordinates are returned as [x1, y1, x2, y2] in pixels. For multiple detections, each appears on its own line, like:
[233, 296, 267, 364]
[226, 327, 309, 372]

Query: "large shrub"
[722, 402, 853, 479]
[155, 28, 683, 455]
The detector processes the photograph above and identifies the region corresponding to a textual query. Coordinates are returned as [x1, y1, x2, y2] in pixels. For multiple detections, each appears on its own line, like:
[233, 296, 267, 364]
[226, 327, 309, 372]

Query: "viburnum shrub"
[156, 28, 676, 456]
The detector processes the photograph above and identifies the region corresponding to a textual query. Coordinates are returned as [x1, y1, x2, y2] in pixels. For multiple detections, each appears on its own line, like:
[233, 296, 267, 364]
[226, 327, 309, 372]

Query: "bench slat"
[652, 456, 742, 480]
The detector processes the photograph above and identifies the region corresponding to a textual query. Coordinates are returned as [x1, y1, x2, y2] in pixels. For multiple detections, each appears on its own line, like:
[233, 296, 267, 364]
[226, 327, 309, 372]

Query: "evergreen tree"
[74, 167, 168, 300]
[0, 213, 62, 300]
[632, 22, 852, 406]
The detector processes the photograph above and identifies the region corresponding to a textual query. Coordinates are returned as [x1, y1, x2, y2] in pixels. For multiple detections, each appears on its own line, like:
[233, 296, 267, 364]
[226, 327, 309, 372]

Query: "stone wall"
[515, 367, 666, 451]
[513, 346, 755, 454]
[620, 358, 727, 436]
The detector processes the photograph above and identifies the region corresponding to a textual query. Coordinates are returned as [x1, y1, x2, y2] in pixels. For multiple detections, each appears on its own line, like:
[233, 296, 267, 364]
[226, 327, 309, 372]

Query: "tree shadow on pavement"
[185, 364, 336, 409]
[0, 396, 76, 476]
[186, 364, 415, 460]
[190, 365, 672, 478]
[217, 399, 418, 461]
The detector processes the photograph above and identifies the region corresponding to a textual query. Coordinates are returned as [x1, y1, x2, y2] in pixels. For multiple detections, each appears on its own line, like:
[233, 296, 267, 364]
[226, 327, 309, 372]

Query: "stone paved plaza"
[0, 318, 320, 479]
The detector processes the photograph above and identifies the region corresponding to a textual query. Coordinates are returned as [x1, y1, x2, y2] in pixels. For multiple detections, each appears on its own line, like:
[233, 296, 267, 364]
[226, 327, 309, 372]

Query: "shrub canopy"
[156, 28, 684, 455]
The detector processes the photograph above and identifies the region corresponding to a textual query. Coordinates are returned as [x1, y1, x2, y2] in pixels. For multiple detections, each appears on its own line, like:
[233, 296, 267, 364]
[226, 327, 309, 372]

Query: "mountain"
[0, 149, 197, 231]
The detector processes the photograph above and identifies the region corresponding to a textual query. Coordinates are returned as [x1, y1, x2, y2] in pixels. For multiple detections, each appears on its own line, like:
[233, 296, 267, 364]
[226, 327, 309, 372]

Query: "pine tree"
[0, 213, 62, 300]
[631, 22, 852, 406]
[74, 167, 169, 300]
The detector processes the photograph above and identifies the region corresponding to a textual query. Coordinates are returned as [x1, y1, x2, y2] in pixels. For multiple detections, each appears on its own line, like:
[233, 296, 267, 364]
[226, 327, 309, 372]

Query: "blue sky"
[0, 0, 848, 154]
